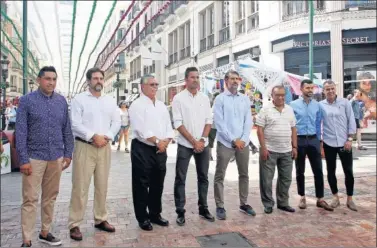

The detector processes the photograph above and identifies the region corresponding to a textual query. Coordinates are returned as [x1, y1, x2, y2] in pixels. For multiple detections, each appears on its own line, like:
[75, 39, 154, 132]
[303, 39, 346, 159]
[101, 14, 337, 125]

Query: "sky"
[9, 1, 116, 95]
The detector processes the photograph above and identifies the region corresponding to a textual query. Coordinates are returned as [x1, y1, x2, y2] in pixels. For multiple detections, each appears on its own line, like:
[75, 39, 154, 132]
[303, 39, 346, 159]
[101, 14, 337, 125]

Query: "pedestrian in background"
[213, 70, 255, 220]
[208, 92, 220, 161]
[349, 89, 367, 150]
[256, 85, 297, 214]
[68, 67, 121, 240]
[290, 79, 333, 211]
[172, 67, 214, 226]
[116, 101, 130, 153]
[320, 80, 357, 211]
[129, 75, 173, 231]
[16, 66, 74, 247]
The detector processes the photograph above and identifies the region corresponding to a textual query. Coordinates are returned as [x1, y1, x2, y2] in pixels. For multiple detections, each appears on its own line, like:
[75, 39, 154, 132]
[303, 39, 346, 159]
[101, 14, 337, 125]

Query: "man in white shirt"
[172, 67, 214, 226]
[68, 68, 121, 241]
[128, 75, 174, 231]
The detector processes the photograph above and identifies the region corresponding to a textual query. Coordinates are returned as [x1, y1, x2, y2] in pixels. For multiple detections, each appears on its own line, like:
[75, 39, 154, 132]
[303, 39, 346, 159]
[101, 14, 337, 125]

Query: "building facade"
[97, 0, 376, 104]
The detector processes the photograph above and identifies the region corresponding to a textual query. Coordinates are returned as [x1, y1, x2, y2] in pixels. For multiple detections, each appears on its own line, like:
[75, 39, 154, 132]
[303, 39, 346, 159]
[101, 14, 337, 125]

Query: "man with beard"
[320, 80, 357, 211]
[290, 79, 333, 211]
[213, 70, 255, 220]
[68, 67, 121, 240]
[128, 75, 173, 231]
[172, 67, 214, 226]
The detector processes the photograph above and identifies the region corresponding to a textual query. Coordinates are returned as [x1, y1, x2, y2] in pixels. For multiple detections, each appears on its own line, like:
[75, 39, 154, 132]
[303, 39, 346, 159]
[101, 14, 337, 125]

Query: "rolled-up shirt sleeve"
[172, 97, 183, 129]
[213, 96, 235, 143]
[346, 100, 357, 135]
[165, 107, 175, 139]
[204, 97, 213, 125]
[70, 97, 95, 141]
[62, 100, 74, 158]
[15, 96, 30, 165]
[255, 107, 267, 128]
[240, 98, 252, 144]
[106, 101, 121, 140]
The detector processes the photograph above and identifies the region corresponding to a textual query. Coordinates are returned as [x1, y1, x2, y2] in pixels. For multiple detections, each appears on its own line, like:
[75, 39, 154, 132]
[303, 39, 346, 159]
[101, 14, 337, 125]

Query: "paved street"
[1, 139, 376, 247]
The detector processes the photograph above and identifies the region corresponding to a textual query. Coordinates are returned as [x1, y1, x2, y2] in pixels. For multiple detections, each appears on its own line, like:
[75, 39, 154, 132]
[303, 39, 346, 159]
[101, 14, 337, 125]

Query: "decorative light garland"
[71, 0, 98, 92]
[68, 0, 78, 94]
[1, 43, 38, 77]
[99, 0, 153, 69]
[0, 29, 38, 76]
[93, 0, 136, 67]
[103, 1, 172, 72]
[0, 11, 40, 69]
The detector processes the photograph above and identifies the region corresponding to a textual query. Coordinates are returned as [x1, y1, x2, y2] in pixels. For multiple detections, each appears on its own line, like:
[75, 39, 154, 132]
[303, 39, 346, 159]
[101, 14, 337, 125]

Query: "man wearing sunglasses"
[128, 75, 174, 231]
[320, 80, 357, 211]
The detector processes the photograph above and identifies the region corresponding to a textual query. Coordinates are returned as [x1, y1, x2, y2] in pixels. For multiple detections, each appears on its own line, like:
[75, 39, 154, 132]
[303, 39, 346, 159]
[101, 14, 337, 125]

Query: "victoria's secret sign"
[293, 36, 371, 47]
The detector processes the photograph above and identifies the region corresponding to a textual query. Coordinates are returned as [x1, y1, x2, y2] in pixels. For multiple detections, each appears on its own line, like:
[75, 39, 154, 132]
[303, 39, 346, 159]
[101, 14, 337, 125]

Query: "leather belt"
[75, 137, 93, 145]
[297, 135, 317, 139]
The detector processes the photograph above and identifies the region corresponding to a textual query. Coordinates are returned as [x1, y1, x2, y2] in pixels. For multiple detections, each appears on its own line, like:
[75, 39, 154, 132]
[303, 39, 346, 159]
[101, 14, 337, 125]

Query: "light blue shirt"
[320, 97, 356, 148]
[290, 97, 322, 140]
[7, 107, 17, 123]
[213, 89, 252, 148]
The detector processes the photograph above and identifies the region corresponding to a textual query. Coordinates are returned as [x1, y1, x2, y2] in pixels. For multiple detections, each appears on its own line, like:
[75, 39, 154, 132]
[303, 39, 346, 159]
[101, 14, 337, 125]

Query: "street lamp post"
[114, 59, 122, 104]
[29, 79, 34, 92]
[1, 55, 10, 130]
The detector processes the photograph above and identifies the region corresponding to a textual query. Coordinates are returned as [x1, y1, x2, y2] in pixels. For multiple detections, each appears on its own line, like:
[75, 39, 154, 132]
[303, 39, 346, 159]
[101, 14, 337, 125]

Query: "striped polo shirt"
[256, 103, 296, 153]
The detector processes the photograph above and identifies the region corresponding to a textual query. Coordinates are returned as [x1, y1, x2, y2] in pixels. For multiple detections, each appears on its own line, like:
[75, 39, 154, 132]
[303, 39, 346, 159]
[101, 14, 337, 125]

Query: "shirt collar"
[224, 89, 239, 96]
[37, 88, 55, 99]
[184, 89, 198, 98]
[140, 93, 156, 105]
[325, 96, 338, 105]
[300, 96, 312, 103]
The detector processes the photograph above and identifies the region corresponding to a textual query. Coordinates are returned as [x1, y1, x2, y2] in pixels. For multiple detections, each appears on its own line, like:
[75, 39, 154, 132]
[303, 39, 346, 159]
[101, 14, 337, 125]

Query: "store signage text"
[293, 36, 371, 48]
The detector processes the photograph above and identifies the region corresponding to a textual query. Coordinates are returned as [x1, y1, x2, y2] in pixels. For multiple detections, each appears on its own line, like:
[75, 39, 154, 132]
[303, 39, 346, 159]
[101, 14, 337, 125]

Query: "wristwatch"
[155, 138, 160, 145]
[347, 137, 353, 142]
[200, 137, 208, 143]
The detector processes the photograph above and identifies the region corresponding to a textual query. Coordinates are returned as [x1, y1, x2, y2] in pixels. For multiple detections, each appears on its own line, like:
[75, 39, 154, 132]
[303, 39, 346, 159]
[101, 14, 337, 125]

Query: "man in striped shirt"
[256, 85, 297, 214]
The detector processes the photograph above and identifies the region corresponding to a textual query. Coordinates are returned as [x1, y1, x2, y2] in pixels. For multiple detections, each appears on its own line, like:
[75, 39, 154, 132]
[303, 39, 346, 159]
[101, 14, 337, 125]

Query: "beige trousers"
[21, 158, 63, 241]
[68, 141, 111, 230]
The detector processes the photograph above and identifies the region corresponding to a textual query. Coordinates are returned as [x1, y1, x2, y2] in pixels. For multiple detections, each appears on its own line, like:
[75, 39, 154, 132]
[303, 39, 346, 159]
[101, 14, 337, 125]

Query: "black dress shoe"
[277, 205, 295, 213]
[176, 213, 185, 226]
[264, 207, 273, 214]
[150, 215, 169, 226]
[139, 220, 153, 231]
[199, 208, 215, 222]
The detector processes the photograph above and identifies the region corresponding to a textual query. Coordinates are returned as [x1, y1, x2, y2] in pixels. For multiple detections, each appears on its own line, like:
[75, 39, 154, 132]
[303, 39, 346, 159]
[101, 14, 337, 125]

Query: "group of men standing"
[15, 65, 358, 247]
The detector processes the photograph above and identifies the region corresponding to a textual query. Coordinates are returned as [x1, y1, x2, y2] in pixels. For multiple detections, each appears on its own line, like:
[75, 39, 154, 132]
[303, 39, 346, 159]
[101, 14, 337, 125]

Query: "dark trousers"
[174, 144, 210, 214]
[131, 139, 167, 223]
[323, 142, 354, 196]
[295, 136, 324, 198]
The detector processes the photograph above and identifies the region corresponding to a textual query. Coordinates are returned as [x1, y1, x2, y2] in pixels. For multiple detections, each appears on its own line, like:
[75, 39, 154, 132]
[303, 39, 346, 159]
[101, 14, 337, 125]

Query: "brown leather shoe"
[70, 227, 83, 241]
[94, 221, 115, 232]
[317, 200, 334, 211]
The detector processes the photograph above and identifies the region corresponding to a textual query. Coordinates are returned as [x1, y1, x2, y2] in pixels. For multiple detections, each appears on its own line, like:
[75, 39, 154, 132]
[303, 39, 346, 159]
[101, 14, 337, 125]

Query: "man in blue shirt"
[16, 66, 74, 247]
[320, 80, 357, 211]
[213, 70, 255, 220]
[290, 79, 333, 211]
[349, 90, 367, 150]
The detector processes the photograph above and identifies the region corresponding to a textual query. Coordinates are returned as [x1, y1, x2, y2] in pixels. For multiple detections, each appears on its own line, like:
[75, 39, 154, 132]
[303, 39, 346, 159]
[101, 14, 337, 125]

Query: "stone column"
[330, 1, 344, 97]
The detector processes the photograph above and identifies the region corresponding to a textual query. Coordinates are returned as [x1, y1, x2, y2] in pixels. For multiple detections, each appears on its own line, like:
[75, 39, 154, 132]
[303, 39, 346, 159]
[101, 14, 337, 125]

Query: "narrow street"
[1, 140, 376, 247]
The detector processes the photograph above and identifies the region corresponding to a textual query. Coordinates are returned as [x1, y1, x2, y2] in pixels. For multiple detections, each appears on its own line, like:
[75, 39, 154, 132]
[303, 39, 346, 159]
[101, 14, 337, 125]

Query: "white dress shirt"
[128, 94, 174, 146]
[172, 89, 212, 148]
[71, 91, 121, 141]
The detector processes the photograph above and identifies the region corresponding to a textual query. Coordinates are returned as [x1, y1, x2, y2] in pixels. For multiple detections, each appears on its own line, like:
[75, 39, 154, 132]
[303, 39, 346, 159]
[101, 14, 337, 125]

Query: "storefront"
[271, 32, 332, 81]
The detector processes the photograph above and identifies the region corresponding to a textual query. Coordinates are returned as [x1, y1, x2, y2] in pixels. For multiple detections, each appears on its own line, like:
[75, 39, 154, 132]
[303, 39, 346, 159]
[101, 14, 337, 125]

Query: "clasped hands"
[232, 138, 245, 151]
[92, 134, 110, 148]
[156, 139, 170, 153]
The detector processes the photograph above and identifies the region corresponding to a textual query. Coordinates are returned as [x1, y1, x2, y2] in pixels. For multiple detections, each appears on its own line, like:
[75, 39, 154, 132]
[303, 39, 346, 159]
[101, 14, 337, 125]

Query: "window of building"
[282, 0, 325, 21]
[199, 4, 215, 52]
[219, 1, 230, 44]
[247, 1, 259, 31]
[236, 1, 246, 35]
[179, 21, 190, 60]
[168, 29, 178, 64]
[217, 55, 230, 67]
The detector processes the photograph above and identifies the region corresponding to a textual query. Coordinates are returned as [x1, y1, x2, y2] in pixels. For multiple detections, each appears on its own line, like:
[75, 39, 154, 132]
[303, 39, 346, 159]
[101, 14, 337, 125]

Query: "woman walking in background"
[117, 101, 130, 153]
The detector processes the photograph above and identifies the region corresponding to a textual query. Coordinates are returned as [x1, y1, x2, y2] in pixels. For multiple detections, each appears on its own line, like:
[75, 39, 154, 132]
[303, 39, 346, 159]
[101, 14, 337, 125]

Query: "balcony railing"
[345, 0, 376, 9]
[169, 54, 173, 64]
[200, 38, 207, 52]
[207, 34, 214, 49]
[219, 26, 230, 45]
[236, 19, 245, 35]
[282, 1, 326, 21]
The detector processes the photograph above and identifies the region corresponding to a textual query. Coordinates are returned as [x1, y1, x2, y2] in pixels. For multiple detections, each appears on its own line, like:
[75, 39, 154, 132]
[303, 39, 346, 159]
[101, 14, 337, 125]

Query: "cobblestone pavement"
[1, 140, 376, 247]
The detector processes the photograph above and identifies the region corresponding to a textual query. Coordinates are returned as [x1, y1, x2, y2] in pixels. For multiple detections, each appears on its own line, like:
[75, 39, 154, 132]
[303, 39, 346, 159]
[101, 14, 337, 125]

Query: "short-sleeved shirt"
[256, 103, 296, 153]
